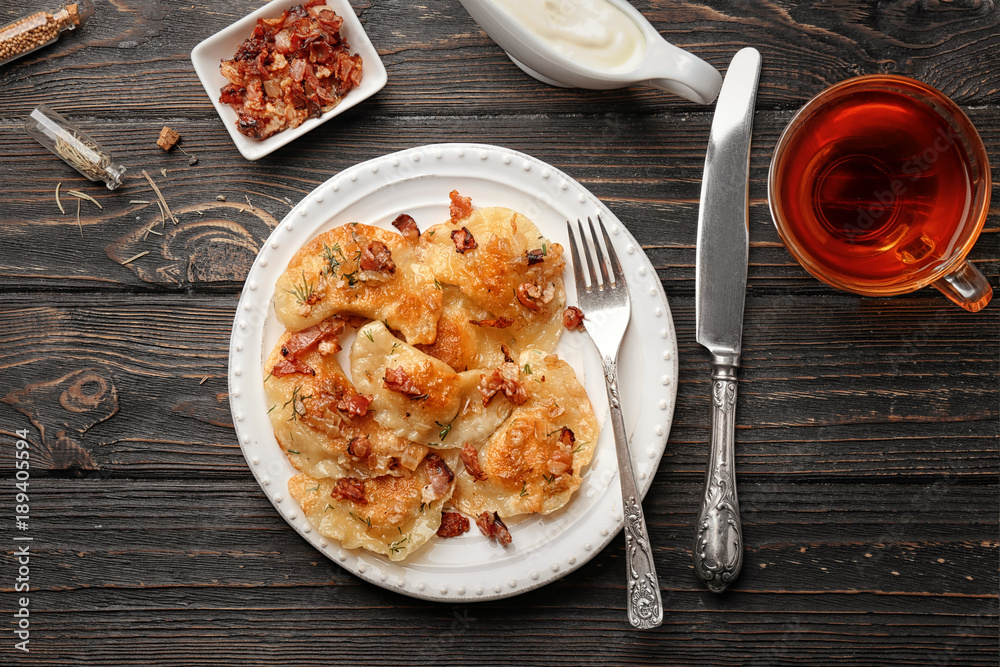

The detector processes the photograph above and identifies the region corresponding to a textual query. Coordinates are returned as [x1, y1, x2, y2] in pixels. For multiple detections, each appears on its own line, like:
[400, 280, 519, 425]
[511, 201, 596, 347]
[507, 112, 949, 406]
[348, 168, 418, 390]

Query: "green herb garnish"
[436, 420, 453, 441]
[286, 271, 316, 305]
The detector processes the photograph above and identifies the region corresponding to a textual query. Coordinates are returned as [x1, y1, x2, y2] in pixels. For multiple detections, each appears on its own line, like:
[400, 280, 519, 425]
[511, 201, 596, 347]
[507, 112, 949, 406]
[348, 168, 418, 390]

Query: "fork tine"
[597, 215, 624, 288]
[566, 221, 587, 291]
[577, 219, 600, 290]
[587, 216, 611, 288]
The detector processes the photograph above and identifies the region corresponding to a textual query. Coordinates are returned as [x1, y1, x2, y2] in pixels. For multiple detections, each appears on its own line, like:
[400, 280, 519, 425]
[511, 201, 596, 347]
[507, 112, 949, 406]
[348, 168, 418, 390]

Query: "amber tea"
[768, 76, 992, 311]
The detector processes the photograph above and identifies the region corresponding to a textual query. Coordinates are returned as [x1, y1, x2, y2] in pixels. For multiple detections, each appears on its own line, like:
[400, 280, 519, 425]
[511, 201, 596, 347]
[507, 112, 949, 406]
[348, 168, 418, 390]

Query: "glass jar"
[0, 4, 87, 67]
[25, 105, 127, 190]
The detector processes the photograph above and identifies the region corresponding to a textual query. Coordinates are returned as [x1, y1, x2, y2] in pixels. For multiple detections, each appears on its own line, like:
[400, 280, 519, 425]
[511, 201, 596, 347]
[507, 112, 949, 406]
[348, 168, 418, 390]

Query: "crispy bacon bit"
[449, 189, 473, 222]
[383, 366, 422, 396]
[461, 443, 488, 482]
[479, 362, 527, 407]
[468, 316, 514, 329]
[281, 317, 346, 361]
[562, 306, 585, 331]
[437, 512, 470, 538]
[219, 83, 246, 105]
[547, 427, 575, 476]
[526, 248, 545, 265]
[335, 392, 372, 417]
[331, 477, 366, 504]
[518, 281, 557, 311]
[219, 0, 364, 140]
[421, 452, 455, 503]
[391, 213, 420, 245]
[272, 358, 315, 377]
[476, 511, 512, 546]
[451, 227, 477, 254]
[359, 240, 396, 274]
[347, 435, 370, 459]
[516, 282, 542, 311]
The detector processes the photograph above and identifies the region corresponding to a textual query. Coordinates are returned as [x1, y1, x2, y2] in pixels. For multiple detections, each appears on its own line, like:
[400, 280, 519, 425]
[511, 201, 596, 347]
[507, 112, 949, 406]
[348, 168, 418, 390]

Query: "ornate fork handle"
[693, 362, 743, 593]
[604, 355, 663, 628]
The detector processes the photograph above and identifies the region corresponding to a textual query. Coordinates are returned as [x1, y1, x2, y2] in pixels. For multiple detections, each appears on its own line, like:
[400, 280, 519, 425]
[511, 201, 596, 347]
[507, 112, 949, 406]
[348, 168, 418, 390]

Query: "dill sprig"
[283, 385, 311, 422]
[322, 242, 345, 275]
[436, 420, 453, 441]
[286, 271, 316, 305]
[389, 534, 410, 555]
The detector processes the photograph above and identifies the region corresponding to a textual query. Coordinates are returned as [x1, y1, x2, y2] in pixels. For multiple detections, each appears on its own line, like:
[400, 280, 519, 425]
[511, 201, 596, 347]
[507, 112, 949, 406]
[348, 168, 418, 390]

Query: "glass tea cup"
[768, 75, 992, 312]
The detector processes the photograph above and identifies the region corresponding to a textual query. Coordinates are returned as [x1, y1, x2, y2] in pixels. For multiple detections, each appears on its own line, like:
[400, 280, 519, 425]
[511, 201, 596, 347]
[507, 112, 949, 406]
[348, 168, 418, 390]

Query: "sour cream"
[489, 0, 645, 72]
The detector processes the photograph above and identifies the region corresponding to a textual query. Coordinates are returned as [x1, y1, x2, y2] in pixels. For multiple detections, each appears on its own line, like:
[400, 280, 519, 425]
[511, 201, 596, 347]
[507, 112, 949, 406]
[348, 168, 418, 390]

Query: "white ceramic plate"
[191, 0, 388, 161]
[228, 143, 678, 601]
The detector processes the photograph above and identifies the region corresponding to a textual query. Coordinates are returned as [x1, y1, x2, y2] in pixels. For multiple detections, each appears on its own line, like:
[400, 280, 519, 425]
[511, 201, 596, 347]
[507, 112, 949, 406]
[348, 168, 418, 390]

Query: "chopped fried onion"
[347, 435, 370, 459]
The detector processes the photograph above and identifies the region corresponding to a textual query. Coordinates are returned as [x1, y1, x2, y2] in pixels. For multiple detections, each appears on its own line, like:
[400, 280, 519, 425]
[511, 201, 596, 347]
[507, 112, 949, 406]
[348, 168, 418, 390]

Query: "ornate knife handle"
[693, 362, 743, 593]
[604, 356, 663, 628]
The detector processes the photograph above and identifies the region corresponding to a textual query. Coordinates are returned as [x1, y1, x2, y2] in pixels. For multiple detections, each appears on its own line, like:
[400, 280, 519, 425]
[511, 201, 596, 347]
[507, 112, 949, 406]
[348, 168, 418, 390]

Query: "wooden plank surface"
[0, 0, 997, 665]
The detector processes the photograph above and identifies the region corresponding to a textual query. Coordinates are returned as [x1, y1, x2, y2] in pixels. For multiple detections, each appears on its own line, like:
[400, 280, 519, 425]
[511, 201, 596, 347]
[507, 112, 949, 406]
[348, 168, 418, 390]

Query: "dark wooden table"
[1, 1, 997, 664]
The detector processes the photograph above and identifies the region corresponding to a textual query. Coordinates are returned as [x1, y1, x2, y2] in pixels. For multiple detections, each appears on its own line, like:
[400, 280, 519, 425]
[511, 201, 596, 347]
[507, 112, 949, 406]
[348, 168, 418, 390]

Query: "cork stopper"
[53, 4, 83, 31]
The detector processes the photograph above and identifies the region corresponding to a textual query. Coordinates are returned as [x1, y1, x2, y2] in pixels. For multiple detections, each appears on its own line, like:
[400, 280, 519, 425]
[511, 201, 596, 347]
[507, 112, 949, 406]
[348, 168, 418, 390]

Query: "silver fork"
[566, 216, 663, 629]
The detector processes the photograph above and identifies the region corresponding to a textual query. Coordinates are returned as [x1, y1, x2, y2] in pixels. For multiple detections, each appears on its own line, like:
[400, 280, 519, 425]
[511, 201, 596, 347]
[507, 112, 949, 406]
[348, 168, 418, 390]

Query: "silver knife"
[692, 47, 761, 593]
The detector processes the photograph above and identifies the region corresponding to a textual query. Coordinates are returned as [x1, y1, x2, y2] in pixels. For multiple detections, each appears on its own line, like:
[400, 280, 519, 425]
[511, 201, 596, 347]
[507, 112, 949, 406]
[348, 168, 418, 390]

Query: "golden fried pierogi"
[267, 194, 601, 561]
[264, 326, 428, 480]
[453, 349, 598, 518]
[419, 207, 566, 353]
[288, 449, 459, 562]
[274, 223, 442, 344]
[415, 287, 516, 372]
[350, 321, 513, 447]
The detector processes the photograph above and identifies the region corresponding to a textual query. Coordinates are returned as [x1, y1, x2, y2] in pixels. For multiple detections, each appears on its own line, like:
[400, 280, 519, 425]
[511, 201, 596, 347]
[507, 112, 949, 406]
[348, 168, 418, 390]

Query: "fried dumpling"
[274, 222, 442, 344]
[350, 320, 512, 447]
[288, 448, 458, 561]
[419, 206, 566, 353]
[415, 287, 515, 372]
[452, 349, 599, 518]
[264, 327, 428, 480]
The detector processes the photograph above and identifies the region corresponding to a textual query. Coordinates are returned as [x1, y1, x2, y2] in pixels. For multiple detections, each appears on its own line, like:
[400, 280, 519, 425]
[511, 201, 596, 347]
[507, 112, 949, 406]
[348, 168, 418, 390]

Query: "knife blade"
[692, 47, 761, 593]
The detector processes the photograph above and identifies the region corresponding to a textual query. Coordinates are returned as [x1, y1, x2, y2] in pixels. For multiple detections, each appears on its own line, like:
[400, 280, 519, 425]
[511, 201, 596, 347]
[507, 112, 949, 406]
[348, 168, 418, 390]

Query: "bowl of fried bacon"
[192, 0, 387, 161]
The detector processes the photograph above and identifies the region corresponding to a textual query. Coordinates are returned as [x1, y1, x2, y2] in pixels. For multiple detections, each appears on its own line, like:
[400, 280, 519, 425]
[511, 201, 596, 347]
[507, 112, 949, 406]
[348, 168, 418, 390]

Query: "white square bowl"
[191, 0, 387, 161]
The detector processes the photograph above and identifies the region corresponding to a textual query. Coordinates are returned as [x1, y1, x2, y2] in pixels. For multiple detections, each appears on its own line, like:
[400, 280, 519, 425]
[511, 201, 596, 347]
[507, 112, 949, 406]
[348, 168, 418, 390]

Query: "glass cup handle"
[933, 260, 993, 312]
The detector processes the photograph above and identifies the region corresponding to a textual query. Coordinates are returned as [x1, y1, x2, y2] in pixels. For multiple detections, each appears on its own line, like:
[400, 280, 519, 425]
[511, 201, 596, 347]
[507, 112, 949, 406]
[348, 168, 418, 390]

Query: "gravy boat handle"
[639, 37, 723, 106]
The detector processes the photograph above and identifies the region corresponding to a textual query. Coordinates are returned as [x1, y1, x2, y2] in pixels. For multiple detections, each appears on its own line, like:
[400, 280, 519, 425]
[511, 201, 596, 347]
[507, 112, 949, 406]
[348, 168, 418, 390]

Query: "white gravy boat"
[459, 0, 722, 104]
